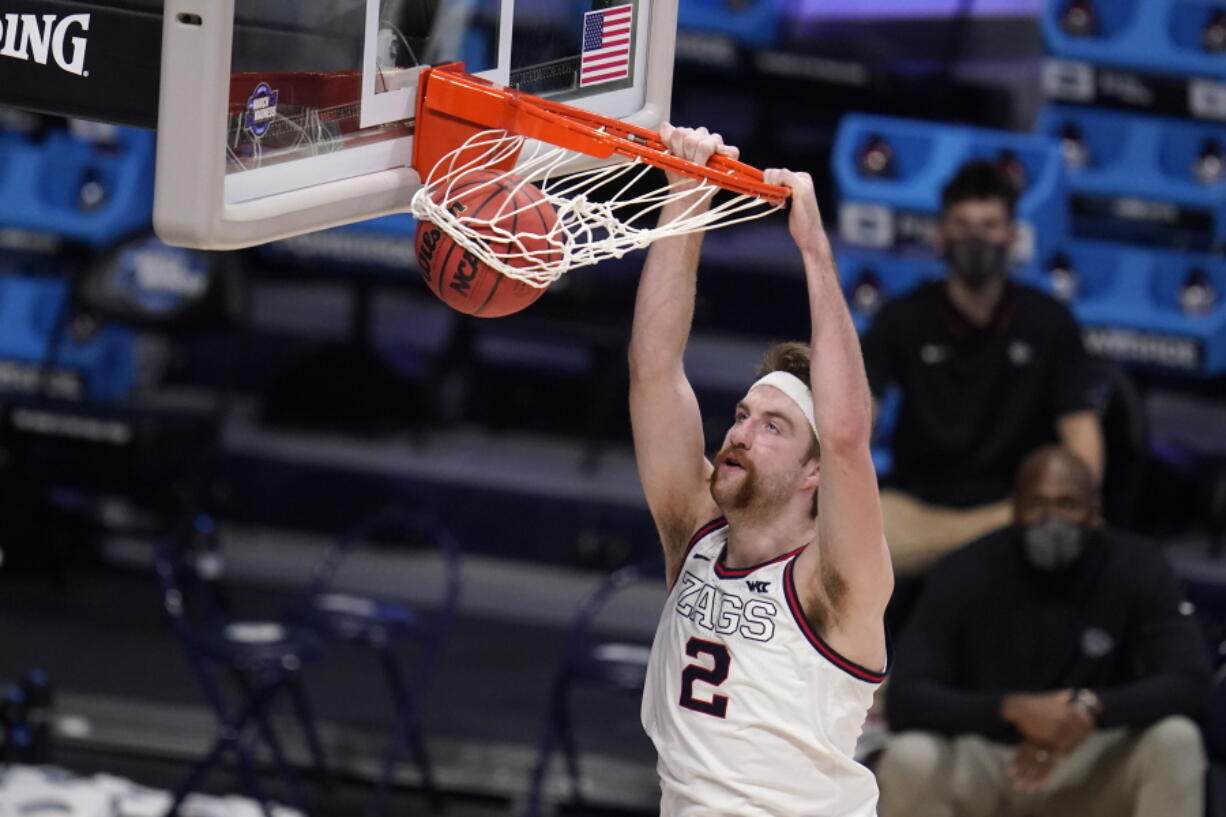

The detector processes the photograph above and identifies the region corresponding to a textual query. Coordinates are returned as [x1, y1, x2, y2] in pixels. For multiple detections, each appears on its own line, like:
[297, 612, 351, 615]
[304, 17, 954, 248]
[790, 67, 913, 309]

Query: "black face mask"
[1022, 519, 1084, 572]
[945, 236, 1009, 292]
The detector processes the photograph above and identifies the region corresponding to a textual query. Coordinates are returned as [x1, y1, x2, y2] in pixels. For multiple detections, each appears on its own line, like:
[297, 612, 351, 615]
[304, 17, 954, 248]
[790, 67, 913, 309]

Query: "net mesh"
[408, 129, 783, 286]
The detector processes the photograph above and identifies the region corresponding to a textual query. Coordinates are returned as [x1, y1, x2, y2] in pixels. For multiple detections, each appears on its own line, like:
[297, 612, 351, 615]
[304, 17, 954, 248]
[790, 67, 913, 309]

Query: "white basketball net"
[408, 129, 783, 287]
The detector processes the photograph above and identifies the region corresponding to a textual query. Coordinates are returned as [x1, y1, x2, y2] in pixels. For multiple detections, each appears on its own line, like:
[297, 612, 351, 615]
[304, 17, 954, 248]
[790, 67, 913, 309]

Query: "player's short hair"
[756, 342, 821, 518]
[756, 341, 810, 384]
[940, 159, 1019, 220]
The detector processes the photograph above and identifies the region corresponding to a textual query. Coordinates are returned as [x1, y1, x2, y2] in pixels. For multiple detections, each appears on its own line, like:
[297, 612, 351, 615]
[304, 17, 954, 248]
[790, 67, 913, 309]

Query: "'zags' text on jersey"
[0, 13, 90, 76]
[675, 571, 778, 642]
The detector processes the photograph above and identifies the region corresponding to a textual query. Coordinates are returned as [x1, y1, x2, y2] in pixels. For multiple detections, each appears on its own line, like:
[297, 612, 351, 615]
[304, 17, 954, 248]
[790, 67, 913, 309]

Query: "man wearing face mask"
[861, 160, 1103, 583]
[875, 446, 1210, 817]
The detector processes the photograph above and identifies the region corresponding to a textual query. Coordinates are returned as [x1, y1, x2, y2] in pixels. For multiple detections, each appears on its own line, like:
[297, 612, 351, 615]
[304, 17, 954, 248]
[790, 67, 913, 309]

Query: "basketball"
[414, 170, 559, 318]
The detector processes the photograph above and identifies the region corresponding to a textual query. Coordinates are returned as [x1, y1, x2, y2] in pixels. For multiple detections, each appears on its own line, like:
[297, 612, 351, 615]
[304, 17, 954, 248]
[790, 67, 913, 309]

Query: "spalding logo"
[0, 12, 91, 76]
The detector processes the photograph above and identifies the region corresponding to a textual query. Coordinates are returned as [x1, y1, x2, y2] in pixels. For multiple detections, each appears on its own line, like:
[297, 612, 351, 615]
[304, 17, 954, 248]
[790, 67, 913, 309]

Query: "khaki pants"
[880, 489, 1013, 576]
[875, 717, 1206, 817]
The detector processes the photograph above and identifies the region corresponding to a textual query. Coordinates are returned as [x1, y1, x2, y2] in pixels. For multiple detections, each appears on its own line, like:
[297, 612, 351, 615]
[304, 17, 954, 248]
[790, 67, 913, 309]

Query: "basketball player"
[633, 125, 894, 816]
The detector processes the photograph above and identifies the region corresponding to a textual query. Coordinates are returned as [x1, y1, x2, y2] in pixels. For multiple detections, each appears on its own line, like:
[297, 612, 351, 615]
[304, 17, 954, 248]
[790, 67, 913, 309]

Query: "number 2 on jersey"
[679, 637, 731, 717]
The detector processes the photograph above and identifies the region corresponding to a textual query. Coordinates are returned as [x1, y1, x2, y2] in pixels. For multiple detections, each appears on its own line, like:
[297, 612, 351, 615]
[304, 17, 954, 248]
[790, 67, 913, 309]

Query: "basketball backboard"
[154, 0, 677, 250]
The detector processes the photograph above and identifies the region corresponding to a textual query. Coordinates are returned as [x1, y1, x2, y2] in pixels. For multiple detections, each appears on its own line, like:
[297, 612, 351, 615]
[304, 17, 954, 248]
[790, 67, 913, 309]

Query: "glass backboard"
[154, 0, 676, 250]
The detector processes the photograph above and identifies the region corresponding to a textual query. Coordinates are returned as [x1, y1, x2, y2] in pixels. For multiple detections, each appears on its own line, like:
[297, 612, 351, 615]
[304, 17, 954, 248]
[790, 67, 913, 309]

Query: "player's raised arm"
[770, 169, 894, 668]
[628, 125, 730, 584]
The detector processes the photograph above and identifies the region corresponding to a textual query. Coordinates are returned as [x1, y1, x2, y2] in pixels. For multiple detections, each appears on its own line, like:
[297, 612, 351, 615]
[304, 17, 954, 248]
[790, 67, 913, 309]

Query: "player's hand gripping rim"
[659, 123, 740, 195]
[763, 167, 830, 257]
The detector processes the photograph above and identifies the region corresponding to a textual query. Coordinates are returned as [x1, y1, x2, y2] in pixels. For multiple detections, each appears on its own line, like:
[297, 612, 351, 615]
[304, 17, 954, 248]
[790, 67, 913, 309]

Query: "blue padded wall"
[1024, 239, 1226, 376]
[833, 114, 1068, 265]
[1037, 104, 1226, 251]
[677, 0, 782, 50]
[0, 270, 136, 402]
[0, 126, 154, 250]
[1043, 0, 1226, 82]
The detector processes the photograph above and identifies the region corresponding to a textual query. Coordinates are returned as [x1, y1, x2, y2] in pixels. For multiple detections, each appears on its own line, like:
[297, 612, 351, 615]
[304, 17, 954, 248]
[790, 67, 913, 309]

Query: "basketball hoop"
[408, 65, 790, 286]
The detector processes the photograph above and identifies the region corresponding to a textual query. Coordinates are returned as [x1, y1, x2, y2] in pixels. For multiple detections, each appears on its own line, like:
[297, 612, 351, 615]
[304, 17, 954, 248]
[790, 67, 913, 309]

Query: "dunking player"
[633, 125, 894, 816]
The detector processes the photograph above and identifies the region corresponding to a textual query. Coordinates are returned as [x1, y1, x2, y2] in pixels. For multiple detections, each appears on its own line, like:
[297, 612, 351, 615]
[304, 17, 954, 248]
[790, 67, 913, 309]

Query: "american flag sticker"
[580, 4, 633, 87]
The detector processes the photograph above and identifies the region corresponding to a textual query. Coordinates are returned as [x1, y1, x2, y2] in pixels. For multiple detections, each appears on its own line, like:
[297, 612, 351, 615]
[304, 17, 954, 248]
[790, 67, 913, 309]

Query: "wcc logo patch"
[245, 82, 279, 137]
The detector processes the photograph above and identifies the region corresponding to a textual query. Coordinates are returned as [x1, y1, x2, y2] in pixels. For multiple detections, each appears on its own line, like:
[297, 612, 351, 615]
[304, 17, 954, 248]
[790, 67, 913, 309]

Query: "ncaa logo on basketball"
[245, 83, 280, 137]
[449, 251, 480, 298]
[0, 12, 90, 76]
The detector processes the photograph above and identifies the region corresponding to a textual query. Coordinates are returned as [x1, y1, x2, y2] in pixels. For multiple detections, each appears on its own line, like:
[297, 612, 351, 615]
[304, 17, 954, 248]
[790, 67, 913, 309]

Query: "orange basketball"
[414, 170, 559, 318]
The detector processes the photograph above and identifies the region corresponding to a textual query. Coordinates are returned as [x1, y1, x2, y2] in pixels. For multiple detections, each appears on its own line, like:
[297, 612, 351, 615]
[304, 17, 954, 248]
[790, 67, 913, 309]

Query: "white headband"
[748, 371, 819, 440]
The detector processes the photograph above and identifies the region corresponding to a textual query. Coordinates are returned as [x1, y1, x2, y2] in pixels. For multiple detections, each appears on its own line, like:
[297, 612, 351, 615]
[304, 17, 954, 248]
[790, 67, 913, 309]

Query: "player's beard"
[709, 446, 792, 516]
[710, 457, 755, 510]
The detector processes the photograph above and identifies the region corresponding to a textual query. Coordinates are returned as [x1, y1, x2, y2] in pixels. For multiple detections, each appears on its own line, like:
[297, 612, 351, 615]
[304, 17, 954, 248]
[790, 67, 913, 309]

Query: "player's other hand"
[659, 123, 739, 190]
[763, 168, 829, 257]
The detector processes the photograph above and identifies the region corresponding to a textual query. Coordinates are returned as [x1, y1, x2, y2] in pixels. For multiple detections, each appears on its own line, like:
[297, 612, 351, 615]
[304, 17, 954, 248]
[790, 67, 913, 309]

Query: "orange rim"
[412, 64, 791, 206]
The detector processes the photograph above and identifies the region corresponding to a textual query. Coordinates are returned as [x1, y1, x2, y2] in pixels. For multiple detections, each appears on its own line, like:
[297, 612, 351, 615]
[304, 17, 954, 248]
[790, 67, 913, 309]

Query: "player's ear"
[802, 459, 820, 490]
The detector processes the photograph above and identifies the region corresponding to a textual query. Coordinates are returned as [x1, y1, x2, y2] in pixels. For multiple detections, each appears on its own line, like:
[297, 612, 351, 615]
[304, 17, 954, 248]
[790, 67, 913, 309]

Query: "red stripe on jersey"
[783, 558, 887, 684]
[714, 545, 807, 579]
[667, 518, 728, 591]
[684, 517, 728, 561]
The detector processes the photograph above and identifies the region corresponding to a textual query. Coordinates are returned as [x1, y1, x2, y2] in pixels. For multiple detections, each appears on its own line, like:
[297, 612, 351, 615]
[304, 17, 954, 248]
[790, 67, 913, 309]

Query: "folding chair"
[524, 557, 662, 816]
[288, 506, 462, 814]
[153, 530, 329, 817]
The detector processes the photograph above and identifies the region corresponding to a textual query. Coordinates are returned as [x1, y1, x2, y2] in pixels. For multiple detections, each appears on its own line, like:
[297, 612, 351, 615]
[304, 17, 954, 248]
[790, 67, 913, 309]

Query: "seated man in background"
[861, 160, 1103, 578]
[876, 445, 1210, 817]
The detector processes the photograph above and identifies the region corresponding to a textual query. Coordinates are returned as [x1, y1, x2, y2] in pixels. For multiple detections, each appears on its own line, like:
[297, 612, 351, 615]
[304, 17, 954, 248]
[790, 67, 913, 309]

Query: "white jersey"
[642, 518, 885, 817]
